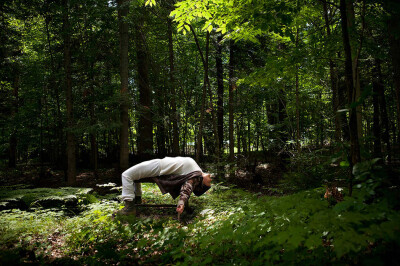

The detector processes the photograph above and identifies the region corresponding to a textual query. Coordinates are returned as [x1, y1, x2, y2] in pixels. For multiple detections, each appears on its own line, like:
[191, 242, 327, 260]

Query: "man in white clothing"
[116, 157, 212, 216]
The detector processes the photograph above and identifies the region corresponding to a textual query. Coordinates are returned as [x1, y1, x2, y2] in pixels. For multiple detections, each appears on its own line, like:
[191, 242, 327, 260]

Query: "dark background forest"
[1, 0, 400, 264]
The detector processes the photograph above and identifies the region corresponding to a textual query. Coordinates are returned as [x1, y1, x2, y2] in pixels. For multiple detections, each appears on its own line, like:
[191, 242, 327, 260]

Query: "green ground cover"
[0, 181, 399, 265]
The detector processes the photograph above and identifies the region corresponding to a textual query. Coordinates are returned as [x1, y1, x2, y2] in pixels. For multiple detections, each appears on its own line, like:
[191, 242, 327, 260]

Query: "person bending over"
[116, 157, 212, 216]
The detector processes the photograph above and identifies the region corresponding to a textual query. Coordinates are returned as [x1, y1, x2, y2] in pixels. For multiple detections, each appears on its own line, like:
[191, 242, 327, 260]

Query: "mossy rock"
[94, 183, 118, 195]
[0, 199, 27, 211]
[31, 195, 78, 208]
[0, 187, 94, 211]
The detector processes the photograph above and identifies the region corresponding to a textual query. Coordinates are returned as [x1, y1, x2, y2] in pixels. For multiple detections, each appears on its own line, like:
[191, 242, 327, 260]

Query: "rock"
[0, 199, 27, 211]
[95, 183, 118, 195]
[32, 195, 78, 208]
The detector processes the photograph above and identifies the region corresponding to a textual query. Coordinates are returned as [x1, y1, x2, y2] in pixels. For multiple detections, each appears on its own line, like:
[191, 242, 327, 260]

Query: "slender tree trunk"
[45, 12, 63, 168]
[374, 59, 391, 161]
[295, 27, 301, 152]
[9, 74, 19, 168]
[387, 6, 400, 144]
[188, 27, 216, 161]
[322, 0, 341, 142]
[89, 63, 98, 178]
[155, 82, 166, 157]
[278, 88, 288, 163]
[338, 82, 350, 141]
[205, 36, 221, 160]
[216, 34, 224, 153]
[346, 0, 364, 142]
[117, 0, 130, 173]
[62, 0, 76, 185]
[372, 60, 381, 157]
[136, 9, 153, 166]
[194, 33, 208, 162]
[228, 40, 236, 161]
[237, 116, 241, 155]
[168, 18, 180, 156]
[340, 0, 361, 196]
[129, 120, 135, 154]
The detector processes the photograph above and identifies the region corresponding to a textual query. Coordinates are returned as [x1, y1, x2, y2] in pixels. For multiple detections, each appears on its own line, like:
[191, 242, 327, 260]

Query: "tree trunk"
[62, 0, 76, 185]
[340, 0, 361, 196]
[295, 27, 300, 151]
[205, 35, 221, 160]
[346, 0, 364, 142]
[9, 74, 19, 168]
[375, 59, 391, 161]
[89, 63, 98, 178]
[387, 5, 400, 145]
[228, 40, 236, 161]
[216, 34, 224, 153]
[136, 9, 153, 164]
[188, 26, 212, 162]
[168, 18, 180, 156]
[155, 84, 167, 157]
[372, 60, 381, 157]
[278, 88, 288, 163]
[322, 0, 341, 142]
[117, 0, 130, 172]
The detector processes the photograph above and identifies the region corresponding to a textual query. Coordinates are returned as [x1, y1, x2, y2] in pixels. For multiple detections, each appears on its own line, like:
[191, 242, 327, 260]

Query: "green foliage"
[0, 182, 399, 264]
[281, 149, 346, 191]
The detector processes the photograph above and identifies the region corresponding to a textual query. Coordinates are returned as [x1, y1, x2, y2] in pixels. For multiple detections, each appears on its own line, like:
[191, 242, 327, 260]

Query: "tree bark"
[387, 3, 400, 145]
[374, 59, 391, 161]
[62, 0, 76, 185]
[89, 63, 98, 178]
[340, 0, 361, 196]
[322, 0, 341, 142]
[346, 0, 364, 142]
[216, 34, 224, 153]
[168, 18, 180, 156]
[193, 30, 208, 162]
[372, 60, 381, 157]
[228, 40, 236, 161]
[45, 12, 64, 169]
[295, 27, 301, 152]
[136, 9, 153, 163]
[187, 26, 217, 161]
[117, 0, 130, 172]
[8, 74, 19, 168]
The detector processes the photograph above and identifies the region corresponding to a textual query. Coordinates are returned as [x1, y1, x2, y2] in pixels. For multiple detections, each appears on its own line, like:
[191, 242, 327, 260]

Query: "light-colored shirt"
[159, 157, 202, 176]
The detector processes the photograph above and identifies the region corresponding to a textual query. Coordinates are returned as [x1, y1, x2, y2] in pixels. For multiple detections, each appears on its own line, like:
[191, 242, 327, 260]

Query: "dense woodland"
[1, 0, 400, 264]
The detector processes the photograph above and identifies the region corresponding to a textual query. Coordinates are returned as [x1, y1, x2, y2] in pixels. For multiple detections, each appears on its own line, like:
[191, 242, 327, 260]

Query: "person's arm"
[176, 177, 201, 214]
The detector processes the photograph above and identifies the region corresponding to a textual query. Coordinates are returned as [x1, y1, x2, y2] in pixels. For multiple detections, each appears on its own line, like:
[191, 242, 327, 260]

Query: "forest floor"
[1, 162, 399, 264]
[0, 161, 286, 196]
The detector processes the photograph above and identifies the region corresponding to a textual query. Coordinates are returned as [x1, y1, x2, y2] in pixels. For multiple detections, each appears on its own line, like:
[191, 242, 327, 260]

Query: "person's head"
[202, 172, 212, 187]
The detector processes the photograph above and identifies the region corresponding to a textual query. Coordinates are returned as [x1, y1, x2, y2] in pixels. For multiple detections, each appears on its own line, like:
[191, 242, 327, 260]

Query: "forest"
[1, 0, 400, 264]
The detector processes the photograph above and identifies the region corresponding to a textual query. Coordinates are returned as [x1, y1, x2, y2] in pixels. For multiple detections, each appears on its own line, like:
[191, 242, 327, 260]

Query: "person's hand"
[176, 204, 184, 214]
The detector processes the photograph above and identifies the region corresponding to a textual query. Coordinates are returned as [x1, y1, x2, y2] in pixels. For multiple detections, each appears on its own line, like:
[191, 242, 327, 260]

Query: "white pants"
[121, 159, 161, 201]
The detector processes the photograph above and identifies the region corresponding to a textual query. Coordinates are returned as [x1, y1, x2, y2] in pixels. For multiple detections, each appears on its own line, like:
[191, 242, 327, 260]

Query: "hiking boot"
[114, 200, 136, 216]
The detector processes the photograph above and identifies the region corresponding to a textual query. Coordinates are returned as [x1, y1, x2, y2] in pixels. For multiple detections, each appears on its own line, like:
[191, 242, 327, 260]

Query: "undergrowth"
[0, 168, 399, 265]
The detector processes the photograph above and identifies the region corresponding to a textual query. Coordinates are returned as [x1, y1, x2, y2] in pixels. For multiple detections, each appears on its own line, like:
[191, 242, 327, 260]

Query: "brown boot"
[115, 200, 136, 216]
